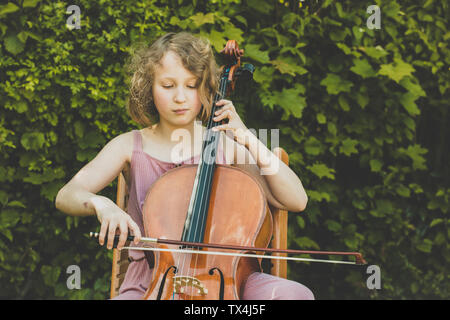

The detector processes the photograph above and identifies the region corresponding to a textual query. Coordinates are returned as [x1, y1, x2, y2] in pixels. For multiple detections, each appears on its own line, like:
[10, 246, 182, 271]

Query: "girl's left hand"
[212, 99, 251, 146]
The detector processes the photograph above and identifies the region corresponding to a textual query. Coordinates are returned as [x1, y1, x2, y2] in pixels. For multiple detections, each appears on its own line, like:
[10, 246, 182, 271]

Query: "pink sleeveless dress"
[113, 130, 314, 300]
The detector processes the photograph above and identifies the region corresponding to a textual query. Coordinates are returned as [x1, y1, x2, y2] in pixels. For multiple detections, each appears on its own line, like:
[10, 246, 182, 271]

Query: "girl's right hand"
[90, 196, 141, 250]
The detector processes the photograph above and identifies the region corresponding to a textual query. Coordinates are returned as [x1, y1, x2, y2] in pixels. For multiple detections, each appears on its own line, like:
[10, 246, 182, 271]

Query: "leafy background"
[0, 0, 448, 299]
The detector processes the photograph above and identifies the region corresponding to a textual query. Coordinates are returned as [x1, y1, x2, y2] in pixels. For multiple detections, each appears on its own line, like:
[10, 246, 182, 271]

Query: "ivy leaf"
[169, 16, 181, 26]
[369, 159, 383, 172]
[0, 208, 21, 228]
[336, 43, 352, 55]
[352, 199, 367, 210]
[6, 200, 26, 208]
[23, 167, 65, 185]
[379, 58, 415, 83]
[308, 190, 331, 203]
[189, 12, 214, 27]
[350, 59, 376, 78]
[247, 0, 272, 14]
[0, 3, 20, 16]
[430, 219, 443, 228]
[307, 163, 336, 180]
[76, 149, 98, 162]
[244, 44, 270, 64]
[399, 92, 420, 116]
[78, 131, 106, 149]
[223, 25, 244, 44]
[206, 29, 226, 52]
[399, 77, 426, 97]
[1, 228, 13, 242]
[304, 136, 323, 156]
[397, 144, 428, 170]
[234, 15, 247, 27]
[325, 220, 342, 232]
[344, 237, 359, 250]
[253, 66, 274, 89]
[320, 73, 353, 95]
[339, 138, 358, 156]
[270, 59, 307, 76]
[396, 184, 411, 197]
[23, 0, 41, 8]
[355, 91, 369, 109]
[0, 190, 8, 206]
[361, 46, 389, 59]
[41, 265, 61, 287]
[285, 95, 306, 118]
[316, 113, 326, 124]
[338, 95, 350, 111]
[271, 85, 306, 118]
[296, 216, 305, 229]
[416, 239, 433, 253]
[74, 121, 85, 138]
[327, 122, 337, 136]
[370, 199, 395, 218]
[20, 132, 45, 151]
[409, 183, 423, 194]
[294, 237, 320, 250]
[4, 34, 25, 55]
[260, 91, 277, 110]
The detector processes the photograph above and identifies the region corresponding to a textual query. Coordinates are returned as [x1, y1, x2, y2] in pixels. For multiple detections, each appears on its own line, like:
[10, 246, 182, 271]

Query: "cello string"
[174, 145, 206, 299]
[192, 82, 225, 253]
[175, 82, 224, 298]
[193, 69, 227, 242]
[173, 113, 210, 300]
[186, 73, 227, 299]
[187, 72, 227, 300]
[175, 81, 223, 300]
[195, 70, 228, 247]
[189, 81, 224, 244]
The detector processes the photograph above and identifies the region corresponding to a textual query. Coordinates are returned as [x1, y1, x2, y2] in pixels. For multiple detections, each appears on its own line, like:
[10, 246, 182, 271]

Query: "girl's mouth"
[174, 109, 188, 114]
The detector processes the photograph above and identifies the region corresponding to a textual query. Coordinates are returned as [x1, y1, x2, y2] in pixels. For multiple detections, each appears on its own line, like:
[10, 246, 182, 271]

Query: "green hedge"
[0, 0, 448, 299]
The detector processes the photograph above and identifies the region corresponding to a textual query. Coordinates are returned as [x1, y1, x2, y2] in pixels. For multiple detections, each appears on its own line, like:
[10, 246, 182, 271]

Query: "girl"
[55, 32, 314, 300]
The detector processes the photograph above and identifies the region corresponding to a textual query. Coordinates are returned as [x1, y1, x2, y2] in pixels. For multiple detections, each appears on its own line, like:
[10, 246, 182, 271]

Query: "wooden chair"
[110, 147, 289, 299]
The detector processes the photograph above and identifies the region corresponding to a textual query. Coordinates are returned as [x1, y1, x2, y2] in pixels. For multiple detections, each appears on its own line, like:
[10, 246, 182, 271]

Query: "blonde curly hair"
[125, 32, 220, 126]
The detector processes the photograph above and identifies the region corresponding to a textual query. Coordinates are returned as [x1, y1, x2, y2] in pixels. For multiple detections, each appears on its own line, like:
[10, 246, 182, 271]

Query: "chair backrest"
[268, 147, 289, 279]
[110, 148, 289, 299]
[110, 171, 129, 299]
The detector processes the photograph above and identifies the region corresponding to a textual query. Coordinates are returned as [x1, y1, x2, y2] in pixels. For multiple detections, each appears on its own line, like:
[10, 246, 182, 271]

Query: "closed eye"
[161, 83, 197, 89]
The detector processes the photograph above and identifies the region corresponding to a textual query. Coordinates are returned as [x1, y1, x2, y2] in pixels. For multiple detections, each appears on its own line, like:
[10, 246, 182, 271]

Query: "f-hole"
[209, 267, 224, 300]
[157, 265, 177, 300]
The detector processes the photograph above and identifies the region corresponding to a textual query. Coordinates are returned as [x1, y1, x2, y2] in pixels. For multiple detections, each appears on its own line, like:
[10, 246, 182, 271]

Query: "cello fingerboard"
[181, 69, 229, 244]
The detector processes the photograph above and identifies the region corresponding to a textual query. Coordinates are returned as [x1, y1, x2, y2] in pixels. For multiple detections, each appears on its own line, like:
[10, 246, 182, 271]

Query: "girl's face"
[152, 51, 202, 127]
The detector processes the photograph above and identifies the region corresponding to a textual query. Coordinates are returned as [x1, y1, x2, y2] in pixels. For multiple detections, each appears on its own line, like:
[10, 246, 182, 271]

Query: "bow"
[90, 232, 367, 265]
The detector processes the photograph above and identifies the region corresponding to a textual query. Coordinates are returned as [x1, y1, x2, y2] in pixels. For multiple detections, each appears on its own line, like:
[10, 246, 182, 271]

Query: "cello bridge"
[173, 276, 208, 295]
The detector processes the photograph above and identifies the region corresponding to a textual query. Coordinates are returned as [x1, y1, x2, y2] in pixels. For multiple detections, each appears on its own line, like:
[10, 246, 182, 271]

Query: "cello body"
[141, 164, 272, 300]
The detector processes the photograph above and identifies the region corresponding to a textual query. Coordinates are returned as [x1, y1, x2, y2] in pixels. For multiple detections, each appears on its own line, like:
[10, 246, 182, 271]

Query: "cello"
[141, 40, 271, 300]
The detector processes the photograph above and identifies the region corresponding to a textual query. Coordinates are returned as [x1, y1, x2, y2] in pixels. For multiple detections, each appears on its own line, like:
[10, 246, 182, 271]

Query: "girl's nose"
[174, 87, 187, 103]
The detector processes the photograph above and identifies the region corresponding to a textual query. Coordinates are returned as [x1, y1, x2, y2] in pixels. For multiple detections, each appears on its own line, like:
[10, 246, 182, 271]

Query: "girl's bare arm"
[55, 132, 141, 248]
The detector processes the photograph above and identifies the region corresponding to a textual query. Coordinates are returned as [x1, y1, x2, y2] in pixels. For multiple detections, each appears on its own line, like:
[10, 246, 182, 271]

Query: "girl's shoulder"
[107, 130, 136, 164]
[109, 130, 136, 185]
